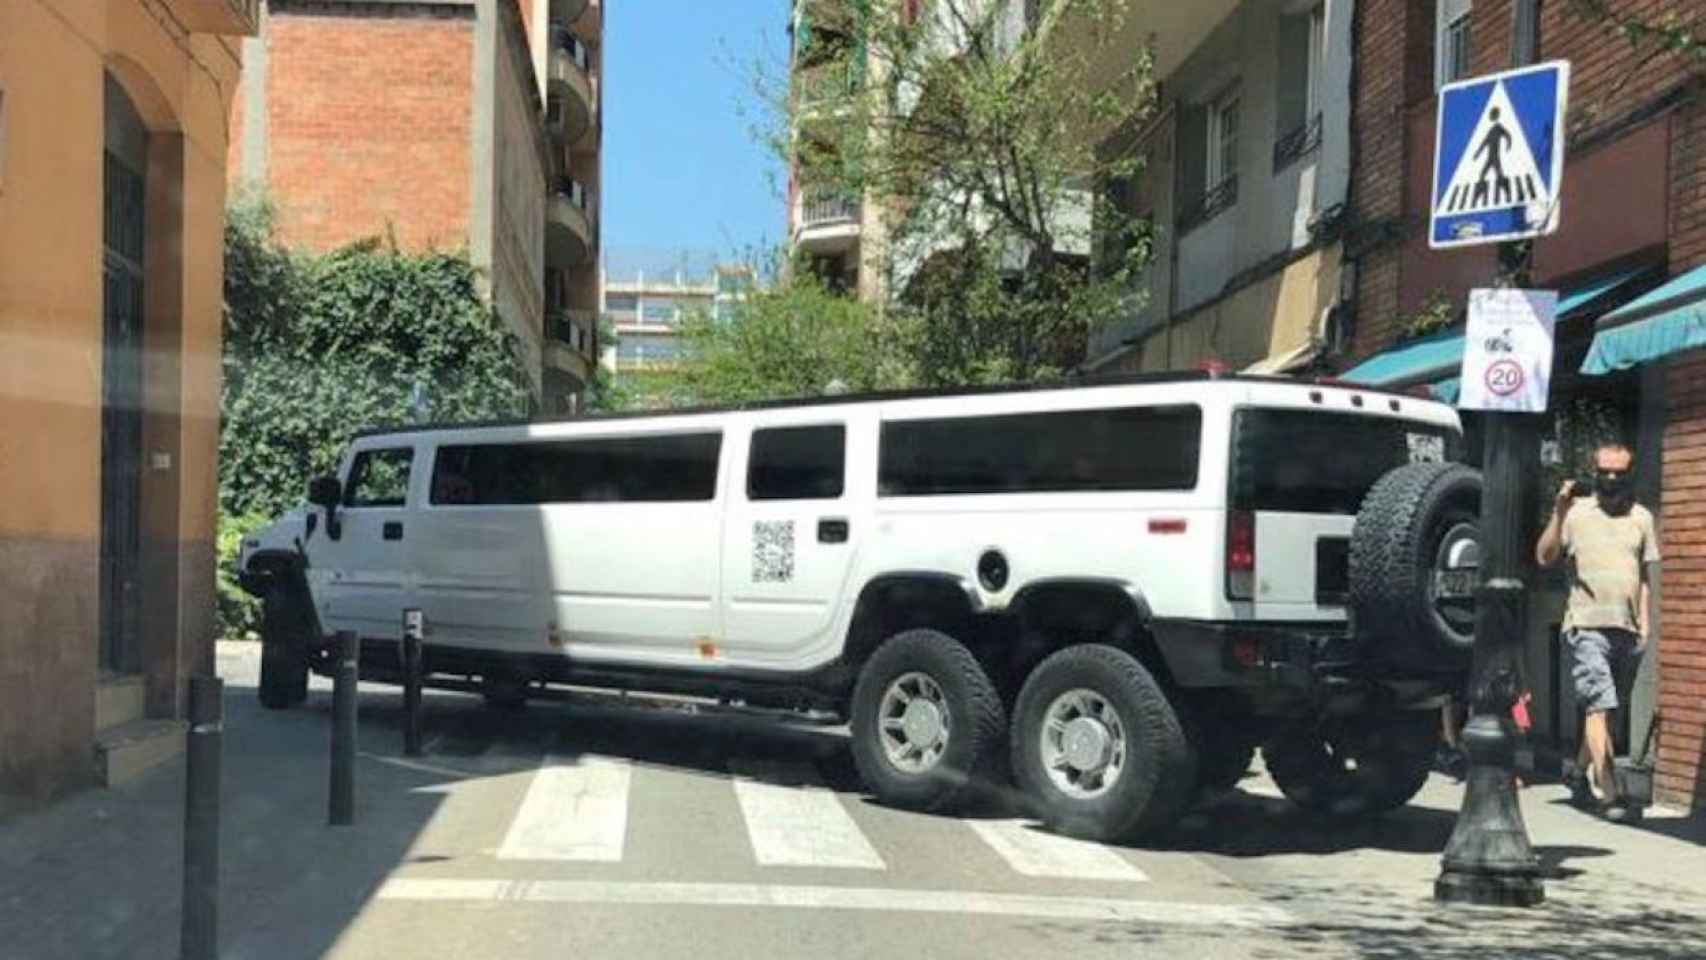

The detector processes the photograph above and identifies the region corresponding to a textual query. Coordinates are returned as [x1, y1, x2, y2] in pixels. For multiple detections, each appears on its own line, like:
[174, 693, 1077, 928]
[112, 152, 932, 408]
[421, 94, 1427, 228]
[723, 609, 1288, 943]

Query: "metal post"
[181, 675, 222, 960]
[329, 630, 358, 826]
[402, 609, 424, 758]
[1437, 9, 1549, 903]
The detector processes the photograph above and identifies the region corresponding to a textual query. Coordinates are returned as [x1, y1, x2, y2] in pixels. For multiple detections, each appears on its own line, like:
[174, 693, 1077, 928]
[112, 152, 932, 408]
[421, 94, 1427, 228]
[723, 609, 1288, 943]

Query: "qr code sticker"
[1407, 433, 1445, 464]
[752, 520, 796, 583]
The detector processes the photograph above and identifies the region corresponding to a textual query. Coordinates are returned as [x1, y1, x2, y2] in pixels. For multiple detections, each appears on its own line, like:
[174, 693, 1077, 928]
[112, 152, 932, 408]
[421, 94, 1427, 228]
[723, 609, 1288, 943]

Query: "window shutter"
[1175, 104, 1208, 213]
[1275, 13, 1311, 137]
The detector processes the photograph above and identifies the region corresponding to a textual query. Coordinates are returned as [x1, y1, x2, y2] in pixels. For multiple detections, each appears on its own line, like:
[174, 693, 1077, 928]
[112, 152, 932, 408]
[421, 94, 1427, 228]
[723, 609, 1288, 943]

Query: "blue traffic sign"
[1430, 61, 1570, 249]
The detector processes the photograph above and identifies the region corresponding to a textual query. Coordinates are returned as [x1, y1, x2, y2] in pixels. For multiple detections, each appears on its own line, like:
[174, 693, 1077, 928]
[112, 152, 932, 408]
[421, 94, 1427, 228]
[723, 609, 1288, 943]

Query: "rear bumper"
[1150, 618, 1359, 690]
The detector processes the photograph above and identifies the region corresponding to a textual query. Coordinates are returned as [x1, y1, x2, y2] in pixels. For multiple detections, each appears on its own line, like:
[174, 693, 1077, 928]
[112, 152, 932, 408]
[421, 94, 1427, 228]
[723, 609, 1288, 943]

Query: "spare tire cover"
[1350, 462, 1483, 673]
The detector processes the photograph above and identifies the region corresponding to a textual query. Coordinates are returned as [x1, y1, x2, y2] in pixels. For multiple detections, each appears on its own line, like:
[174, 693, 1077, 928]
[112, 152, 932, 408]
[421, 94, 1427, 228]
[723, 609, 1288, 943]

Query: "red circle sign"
[1485, 359, 1524, 397]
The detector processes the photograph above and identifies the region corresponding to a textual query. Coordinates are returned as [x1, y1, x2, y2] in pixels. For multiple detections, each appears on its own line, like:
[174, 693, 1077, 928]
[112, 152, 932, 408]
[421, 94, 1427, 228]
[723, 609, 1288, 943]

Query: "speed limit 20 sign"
[1458, 288, 1557, 412]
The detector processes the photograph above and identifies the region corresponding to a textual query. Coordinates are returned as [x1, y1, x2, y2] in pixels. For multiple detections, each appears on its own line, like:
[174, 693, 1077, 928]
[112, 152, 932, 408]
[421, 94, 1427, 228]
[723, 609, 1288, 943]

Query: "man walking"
[1536, 442, 1658, 822]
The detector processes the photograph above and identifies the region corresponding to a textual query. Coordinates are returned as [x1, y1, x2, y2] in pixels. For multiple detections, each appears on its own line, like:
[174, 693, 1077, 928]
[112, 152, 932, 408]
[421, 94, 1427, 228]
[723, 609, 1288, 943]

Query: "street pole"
[329, 630, 358, 826]
[402, 609, 424, 758]
[1436, 0, 1545, 908]
[181, 675, 222, 960]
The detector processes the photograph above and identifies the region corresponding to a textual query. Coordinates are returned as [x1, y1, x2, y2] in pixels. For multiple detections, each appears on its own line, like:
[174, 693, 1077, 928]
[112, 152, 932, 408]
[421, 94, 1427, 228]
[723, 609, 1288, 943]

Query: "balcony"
[166, 0, 258, 35]
[794, 58, 863, 121]
[551, 0, 600, 36]
[547, 25, 594, 144]
[549, 309, 598, 355]
[546, 179, 593, 268]
[792, 188, 862, 254]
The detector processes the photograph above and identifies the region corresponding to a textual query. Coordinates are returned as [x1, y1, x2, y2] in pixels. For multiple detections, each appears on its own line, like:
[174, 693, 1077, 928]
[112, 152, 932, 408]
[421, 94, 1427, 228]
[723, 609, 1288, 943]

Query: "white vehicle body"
[241, 375, 1461, 692]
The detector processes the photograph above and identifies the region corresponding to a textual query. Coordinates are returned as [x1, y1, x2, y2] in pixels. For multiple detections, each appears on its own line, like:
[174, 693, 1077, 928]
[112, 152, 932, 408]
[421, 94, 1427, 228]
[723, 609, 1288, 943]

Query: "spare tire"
[1350, 461, 1483, 673]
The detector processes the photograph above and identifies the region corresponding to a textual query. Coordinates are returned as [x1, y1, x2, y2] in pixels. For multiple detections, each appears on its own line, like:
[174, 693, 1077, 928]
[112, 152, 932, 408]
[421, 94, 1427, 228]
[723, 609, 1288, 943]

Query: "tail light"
[1227, 509, 1255, 600]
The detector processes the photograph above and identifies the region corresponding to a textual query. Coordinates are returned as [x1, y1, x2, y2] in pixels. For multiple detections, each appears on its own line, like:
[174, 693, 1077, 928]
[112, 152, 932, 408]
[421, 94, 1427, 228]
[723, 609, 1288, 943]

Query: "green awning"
[1581, 265, 1706, 375]
[1343, 268, 1647, 391]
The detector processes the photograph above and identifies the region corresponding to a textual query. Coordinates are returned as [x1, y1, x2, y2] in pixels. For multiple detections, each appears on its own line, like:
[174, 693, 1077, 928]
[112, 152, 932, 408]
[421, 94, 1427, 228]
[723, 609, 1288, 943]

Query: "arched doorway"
[100, 73, 147, 674]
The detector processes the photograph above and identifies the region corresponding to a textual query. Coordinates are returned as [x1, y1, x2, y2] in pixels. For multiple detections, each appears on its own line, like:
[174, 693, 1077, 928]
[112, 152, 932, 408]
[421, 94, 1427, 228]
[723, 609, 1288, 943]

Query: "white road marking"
[497, 756, 631, 862]
[727, 760, 885, 870]
[374, 879, 1296, 927]
[967, 819, 1148, 882]
[361, 752, 477, 781]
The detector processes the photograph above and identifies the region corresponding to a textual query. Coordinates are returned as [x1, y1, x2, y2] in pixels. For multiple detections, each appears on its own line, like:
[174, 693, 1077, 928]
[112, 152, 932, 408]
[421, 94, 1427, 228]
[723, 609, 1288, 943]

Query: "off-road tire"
[1263, 711, 1436, 817]
[849, 629, 1005, 813]
[258, 585, 311, 709]
[1010, 644, 1191, 842]
[1351, 462, 1483, 673]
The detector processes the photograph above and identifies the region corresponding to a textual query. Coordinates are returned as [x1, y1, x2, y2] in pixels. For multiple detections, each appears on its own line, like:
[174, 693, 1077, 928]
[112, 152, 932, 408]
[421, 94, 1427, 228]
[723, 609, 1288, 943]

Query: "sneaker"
[1604, 804, 1644, 825]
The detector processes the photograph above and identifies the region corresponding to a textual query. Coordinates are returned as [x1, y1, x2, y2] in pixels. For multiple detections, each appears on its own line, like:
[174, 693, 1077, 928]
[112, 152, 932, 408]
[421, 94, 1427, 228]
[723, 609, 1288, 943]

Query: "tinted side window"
[344, 448, 413, 507]
[748, 425, 846, 501]
[878, 405, 1201, 496]
[431, 433, 723, 505]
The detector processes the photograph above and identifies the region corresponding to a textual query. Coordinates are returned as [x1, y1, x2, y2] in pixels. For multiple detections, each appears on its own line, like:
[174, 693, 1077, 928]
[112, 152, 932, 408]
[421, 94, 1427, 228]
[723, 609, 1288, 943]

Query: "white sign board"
[1458, 288, 1557, 412]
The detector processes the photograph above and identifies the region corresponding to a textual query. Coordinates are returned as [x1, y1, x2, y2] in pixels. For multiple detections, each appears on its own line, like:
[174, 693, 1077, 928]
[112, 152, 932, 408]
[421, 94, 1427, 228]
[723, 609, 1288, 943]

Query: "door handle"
[818, 518, 849, 544]
[383, 521, 404, 541]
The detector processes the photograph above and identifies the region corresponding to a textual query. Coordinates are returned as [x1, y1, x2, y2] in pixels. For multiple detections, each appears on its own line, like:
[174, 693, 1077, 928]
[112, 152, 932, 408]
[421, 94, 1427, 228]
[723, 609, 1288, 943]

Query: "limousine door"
[719, 419, 862, 667]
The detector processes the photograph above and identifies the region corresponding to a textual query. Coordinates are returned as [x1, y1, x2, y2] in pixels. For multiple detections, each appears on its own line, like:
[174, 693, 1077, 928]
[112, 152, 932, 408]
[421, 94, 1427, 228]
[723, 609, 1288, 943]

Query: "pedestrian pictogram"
[1431, 61, 1570, 249]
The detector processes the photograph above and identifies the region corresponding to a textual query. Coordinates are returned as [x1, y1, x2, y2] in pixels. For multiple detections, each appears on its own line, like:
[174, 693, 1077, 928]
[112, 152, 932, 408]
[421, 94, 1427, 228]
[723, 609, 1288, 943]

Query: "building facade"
[1338, 0, 1706, 809]
[603, 263, 756, 376]
[1, 0, 252, 811]
[1086, 0, 1354, 376]
[228, 0, 603, 413]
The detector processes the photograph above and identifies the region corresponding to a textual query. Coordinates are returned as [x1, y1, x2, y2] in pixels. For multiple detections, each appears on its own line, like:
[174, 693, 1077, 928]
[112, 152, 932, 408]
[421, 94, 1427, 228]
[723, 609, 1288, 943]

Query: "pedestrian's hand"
[1555, 480, 1578, 517]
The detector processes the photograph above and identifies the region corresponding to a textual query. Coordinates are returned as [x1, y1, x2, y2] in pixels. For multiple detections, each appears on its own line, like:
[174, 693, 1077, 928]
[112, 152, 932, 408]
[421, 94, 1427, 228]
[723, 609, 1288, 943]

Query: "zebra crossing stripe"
[728, 760, 886, 869]
[374, 879, 1296, 927]
[968, 820, 1148, 881]
[497, 756, 631, 862]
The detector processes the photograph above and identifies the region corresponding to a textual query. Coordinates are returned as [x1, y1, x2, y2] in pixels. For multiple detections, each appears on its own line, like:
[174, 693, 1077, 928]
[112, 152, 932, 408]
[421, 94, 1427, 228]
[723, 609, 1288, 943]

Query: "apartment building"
[1335, 0, 1706, 810]
[1083, 0, 1354, 376]
[228, 0, 604, 414]
[602, 263, 756, 374]
[1, 0, 252, 810]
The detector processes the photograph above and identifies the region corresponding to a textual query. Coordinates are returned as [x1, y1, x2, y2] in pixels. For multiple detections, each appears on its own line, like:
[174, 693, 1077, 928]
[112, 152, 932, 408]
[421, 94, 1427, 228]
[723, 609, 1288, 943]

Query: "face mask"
[1596, 470, 1635, 512]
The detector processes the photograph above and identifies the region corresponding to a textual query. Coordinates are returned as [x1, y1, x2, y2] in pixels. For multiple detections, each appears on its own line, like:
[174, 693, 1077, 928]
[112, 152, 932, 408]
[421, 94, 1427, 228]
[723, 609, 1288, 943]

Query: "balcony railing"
[549, 309, 598, 357]
[794, 58, 863, 113]
[1273, 112, 1323, 174]
[1178, 175, 1237, 234]
[799, 189, 860, 228]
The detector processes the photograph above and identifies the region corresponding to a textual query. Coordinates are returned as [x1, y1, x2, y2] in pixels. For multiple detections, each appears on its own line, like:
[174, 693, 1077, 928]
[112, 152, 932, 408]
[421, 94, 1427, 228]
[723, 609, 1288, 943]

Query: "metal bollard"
[402, 609, 424, 758]
[181, 675, 222, 960]
[329, 630, 358, 826]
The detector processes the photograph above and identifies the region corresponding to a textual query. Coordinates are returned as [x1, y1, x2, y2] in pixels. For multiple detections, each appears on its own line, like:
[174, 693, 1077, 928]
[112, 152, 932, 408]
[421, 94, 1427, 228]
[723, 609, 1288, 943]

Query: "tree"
[220, 197, 530, 521]
[771, 0, 1157, 382]
[676, 271, 918, 404]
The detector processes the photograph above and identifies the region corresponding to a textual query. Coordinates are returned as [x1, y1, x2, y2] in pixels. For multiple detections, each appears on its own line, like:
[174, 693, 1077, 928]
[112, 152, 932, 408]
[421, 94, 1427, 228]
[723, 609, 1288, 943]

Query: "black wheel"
[1199, 739, 1257, 792]
[1010, 644, 1190, 842]
[1263, 711, 1436, 817]
[1351, 462, 1483, 673]
[849, 628, 1004, 812]
[258, 585, 310, 709]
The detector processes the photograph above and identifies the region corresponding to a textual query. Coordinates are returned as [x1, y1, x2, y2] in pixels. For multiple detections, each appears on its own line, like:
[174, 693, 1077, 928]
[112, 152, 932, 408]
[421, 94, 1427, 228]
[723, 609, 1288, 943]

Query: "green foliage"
[1399, 291, 1458, 341]
[756, 0, 1157, 383]
[220, 197, 530, 522]
[215, 511, 271, 641]
[676, 272, 918, 404]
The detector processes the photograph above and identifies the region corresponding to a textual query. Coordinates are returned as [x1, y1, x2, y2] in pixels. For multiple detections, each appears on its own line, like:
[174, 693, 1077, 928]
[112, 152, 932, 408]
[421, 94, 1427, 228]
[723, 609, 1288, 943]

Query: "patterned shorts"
[1565, 627, 1643, 713]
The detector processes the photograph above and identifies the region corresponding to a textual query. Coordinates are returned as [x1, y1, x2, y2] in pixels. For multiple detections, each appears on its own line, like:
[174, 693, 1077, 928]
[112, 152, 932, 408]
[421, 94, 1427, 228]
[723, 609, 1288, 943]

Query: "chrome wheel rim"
[1039, 688, 1127, 799]
[878, 671, 950, 773]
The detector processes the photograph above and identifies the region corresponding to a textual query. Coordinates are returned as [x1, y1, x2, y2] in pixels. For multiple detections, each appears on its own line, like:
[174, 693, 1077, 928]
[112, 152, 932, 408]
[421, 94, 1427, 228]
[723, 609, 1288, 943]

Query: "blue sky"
[601, 0, 789, 276]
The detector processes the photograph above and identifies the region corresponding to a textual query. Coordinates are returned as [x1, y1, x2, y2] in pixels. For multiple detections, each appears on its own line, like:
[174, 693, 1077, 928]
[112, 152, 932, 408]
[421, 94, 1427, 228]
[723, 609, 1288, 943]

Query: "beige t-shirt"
[1561, 498, 1660, 633]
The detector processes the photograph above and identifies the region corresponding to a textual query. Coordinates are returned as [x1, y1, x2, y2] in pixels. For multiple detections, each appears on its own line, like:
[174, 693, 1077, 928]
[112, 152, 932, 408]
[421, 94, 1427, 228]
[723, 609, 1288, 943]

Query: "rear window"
[879, 405, 1201, 496]
[1231, 408, 1461, 514]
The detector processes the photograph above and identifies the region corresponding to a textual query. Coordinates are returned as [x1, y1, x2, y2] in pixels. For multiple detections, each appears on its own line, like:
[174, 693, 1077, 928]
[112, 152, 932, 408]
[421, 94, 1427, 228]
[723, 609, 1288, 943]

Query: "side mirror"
[307, 475, 343, 508]
[307, 475, 343, 541]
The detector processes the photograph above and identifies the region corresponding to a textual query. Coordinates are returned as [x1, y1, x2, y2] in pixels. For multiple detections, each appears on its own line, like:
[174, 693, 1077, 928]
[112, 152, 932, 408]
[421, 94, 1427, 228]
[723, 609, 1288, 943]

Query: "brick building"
[1338, 0, 1706, 808]
[228, 0, 604, 413]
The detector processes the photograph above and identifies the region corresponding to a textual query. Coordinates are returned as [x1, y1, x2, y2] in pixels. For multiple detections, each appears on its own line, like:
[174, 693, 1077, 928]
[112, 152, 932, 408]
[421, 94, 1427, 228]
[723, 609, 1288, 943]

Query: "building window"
[1208, 88, 1240, 191]
[1179, 86, 1241, 231]
[606, 293, 638, 313]
[1438, 0, 1472, 89]
[1274, 5, 1326, 173]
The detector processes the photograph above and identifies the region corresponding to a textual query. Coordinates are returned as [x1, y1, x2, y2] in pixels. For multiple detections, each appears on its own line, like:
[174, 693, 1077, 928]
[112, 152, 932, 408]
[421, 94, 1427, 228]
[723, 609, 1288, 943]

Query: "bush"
[215, 512, 271, 641]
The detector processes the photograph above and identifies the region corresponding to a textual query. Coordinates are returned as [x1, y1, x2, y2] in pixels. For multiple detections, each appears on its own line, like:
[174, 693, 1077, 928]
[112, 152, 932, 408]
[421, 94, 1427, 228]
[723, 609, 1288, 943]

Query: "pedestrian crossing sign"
[1430, 60, 1570, 249]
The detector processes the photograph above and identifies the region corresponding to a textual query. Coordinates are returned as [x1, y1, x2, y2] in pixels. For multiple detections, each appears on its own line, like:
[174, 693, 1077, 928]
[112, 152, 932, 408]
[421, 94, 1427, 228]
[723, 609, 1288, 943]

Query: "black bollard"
[181, 675, 222, 960]
[329, 630, 358, 826]
[402, 609, 424, 758]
